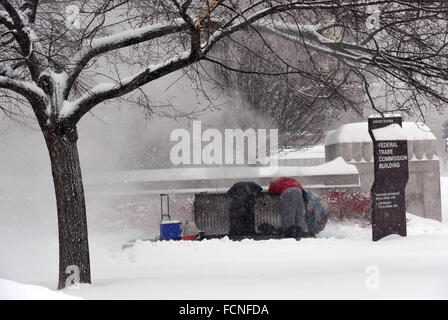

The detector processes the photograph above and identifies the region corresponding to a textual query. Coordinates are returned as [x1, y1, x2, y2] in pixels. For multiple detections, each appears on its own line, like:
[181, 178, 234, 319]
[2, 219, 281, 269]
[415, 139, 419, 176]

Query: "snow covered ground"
[0, 279, 81, 300]
[1, 179, 447, 300]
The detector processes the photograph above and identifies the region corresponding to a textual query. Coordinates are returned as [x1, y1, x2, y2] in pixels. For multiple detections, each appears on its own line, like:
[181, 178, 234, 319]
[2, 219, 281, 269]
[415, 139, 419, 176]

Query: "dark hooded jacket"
[226, 181, 262, 236]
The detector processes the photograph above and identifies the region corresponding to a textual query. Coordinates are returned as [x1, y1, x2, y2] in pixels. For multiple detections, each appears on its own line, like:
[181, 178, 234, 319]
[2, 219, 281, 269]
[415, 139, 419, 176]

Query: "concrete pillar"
[352, 142, 363, 162]
[424, 140, 437, 160]
[422, 161, 442, 221]
[362, 142, 373, 162]
[413, 140, 424, 160]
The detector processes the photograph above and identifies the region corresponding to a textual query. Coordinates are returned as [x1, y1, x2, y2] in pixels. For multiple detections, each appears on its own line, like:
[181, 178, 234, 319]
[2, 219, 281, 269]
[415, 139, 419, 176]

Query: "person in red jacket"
[268, 177, 303, 195]
[268, 177, 308, 238]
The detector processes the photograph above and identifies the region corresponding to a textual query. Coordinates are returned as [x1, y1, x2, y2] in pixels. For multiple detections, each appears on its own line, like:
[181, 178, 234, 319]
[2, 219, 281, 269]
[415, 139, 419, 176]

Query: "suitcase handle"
[160, 193, 171, 221]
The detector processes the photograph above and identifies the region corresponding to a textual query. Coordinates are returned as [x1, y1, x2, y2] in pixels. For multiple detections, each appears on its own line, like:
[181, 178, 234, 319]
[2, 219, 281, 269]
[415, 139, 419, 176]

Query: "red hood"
[268, 177, 303, 195]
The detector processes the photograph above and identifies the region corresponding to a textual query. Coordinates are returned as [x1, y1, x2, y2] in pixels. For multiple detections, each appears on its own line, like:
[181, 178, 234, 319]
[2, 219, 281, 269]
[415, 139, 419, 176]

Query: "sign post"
[368, 116, 409, 241]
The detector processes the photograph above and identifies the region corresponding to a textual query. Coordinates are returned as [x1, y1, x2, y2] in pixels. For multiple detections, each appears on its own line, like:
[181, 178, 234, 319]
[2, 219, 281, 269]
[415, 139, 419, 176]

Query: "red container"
[182, 235, 197, 241]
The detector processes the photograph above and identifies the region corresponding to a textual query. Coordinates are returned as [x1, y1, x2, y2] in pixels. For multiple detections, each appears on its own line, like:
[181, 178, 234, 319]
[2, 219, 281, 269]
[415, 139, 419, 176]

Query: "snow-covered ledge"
[325, 122, 438, 163]
[83, 157, 360, 197]
[325, 122, 442, 221]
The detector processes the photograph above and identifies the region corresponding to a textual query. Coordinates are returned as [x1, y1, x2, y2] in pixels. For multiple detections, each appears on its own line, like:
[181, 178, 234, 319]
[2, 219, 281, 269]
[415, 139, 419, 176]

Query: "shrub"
[321, 189, 371, 227]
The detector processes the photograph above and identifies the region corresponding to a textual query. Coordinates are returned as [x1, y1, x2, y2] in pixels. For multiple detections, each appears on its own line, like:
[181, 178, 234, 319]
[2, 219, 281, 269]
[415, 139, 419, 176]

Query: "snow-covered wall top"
[270, 145, 325, 160]
[86, 157, 357, 185]
[368, 113, 402, 118]
[325, 122, 436, 146]
[371, 123, 407, 141]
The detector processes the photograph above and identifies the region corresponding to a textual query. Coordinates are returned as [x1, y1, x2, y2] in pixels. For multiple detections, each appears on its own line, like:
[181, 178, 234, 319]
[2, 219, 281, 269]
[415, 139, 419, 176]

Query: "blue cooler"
[160, 220, 182, 240]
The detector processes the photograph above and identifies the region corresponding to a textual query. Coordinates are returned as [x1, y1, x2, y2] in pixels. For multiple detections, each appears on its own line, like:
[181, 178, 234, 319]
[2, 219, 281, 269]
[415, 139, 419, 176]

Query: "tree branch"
[19, 0, 39, 25]
[0, 75, 46, 122]
[61, 50, 196, 126]
[65, 18, 189, 99]
[61, 0, 398, 127]
[1, 0, 25, 30]
[0, 9, 13, 28]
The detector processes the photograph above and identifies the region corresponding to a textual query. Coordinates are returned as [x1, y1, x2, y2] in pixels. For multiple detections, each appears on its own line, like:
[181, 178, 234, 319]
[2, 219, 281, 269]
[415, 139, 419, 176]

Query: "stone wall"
[83, 165, 361, 201]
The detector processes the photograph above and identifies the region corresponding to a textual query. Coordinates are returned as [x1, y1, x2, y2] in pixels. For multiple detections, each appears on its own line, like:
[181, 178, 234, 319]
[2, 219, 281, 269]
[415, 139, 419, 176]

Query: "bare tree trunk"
[43, 128, 91, 289]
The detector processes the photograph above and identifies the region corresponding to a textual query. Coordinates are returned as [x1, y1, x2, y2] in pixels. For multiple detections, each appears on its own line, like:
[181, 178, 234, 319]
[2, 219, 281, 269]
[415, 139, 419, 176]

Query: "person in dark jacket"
[268, 177, 308, 238]
[227, 181, 262, 237]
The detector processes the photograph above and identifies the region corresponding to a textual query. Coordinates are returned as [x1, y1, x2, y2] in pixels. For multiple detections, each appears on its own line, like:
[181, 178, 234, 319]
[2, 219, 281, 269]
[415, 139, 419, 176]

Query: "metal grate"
[254, 192, 282, 232]
[194, 192, 282, 237]
[194, 193, 229, 236]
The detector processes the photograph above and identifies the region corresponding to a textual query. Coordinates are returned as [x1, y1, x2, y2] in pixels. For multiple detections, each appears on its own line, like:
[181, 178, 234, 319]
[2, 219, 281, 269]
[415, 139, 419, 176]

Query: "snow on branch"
[1, 0, 25, 30]
[60, 50, 193, 122]
[0, 64, 17, 78]
[71, 18, 187, 65]
[1, 0, 46, 81]
[263, 17, 448, 84]
[257, 20, 374, 66]
[259, 19, 338, 44]
[202, 1, 355, 55]
[62, 0, 375, 124]
[60, 0, 428, 127]
[0, 9, 13, 28]
[0, 75, 45, 100]
[18, 0, 38, 25]
[65, 18, 189, 98]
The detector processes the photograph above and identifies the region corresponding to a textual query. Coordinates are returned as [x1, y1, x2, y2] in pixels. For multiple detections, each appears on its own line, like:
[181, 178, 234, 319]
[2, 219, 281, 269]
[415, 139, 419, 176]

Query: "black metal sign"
[368, 116, 409, 241]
